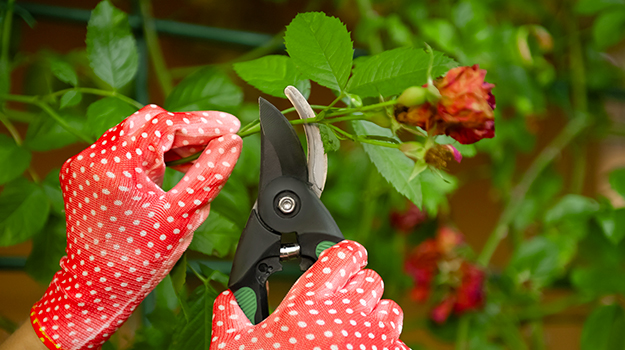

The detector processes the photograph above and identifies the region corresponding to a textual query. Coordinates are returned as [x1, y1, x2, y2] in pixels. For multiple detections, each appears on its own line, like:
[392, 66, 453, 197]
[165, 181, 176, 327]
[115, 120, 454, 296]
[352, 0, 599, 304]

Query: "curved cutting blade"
[284, 86, 327, 197]
[258, 97, 308, 191]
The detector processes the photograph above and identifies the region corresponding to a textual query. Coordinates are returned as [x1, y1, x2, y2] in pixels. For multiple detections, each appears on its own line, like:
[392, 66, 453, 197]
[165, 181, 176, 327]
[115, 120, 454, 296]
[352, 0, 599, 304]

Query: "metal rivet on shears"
[277, 196, 296, 214]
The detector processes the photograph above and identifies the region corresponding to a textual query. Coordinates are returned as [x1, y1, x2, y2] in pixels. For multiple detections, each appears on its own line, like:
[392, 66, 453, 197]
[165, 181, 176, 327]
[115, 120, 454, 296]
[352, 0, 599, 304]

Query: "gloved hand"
[30, 104, 242, 350]
[211, 240, 410, 350]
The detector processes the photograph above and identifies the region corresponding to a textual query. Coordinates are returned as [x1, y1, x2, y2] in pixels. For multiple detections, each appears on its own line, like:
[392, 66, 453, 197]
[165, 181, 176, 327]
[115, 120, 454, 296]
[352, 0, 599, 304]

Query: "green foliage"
[233, 55, 310, 99]
[25, 214, 66, 284]
[285, 12, 353, 92]
[0, 134, 31, 185]
[352, 120, 422, 207]
[189, 211, 240, 258]
[348, 47, 456, 98]
[165, 67, 243, 113]
[87, 97, 136, 138]
[86, 0, 138, 89]
[0, 178, 50, 246]
[580, 304, 625, 350]
[1, 1, 624, 349]
[25, 113, 85, 151]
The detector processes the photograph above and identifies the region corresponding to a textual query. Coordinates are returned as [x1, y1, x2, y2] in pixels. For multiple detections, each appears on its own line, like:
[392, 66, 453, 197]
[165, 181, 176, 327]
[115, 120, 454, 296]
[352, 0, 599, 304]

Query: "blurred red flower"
[404, 227, 486, 324]
[390, 202, 428, 233]
[395, 65, 496, 144]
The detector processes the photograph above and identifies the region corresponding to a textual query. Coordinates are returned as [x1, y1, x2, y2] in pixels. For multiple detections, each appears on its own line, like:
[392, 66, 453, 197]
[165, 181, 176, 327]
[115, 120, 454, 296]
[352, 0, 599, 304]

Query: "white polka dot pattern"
[210, 241, 410, 350]
[30, 105, 242, 350]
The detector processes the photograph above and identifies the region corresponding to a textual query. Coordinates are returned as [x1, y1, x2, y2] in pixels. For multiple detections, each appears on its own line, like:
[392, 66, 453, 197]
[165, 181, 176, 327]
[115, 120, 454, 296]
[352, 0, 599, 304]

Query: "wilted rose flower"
[404, 227, 486, 324]
[390, 201, 428, 233]
[395, 65, 495, 144]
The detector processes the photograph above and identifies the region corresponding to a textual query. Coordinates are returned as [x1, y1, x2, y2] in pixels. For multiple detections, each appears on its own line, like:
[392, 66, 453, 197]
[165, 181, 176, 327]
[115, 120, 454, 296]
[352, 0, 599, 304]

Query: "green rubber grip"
[315, 241, 336, 258]
[233, 287, 257, 324]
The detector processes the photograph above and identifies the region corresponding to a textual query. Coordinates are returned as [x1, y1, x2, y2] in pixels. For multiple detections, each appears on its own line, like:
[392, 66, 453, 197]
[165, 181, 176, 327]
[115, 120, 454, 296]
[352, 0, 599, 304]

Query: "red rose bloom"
[396, 65, 496, 144]
[404, 227, 486, 324]
[390, 202, 428, 234]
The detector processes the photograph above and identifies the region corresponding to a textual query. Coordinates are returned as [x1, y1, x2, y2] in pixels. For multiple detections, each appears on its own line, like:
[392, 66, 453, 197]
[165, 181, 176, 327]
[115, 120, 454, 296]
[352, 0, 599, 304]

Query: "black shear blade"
[258, 97, 308, 191]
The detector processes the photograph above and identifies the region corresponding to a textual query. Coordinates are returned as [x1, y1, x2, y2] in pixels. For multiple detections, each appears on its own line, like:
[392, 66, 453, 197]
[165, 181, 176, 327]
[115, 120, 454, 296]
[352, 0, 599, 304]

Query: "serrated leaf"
[165, 67, 242, 113]
[592, 9, 625, 50]
[0, 178, 50, 246]
[50, 60, 78, 86]
[25, 215, 67, 284]
[0, 134, 31, 185]
[352, 120, 422, 207]
[319, 124, 340, 152]
[24, 113, 86, 151]
[347, 47, 457, 98]
[86, 0, 138, 89]
[60, 90, 82, 109]
[169, 284, 217, 350]
[42, 169, 64, 215]
[189, 211, 240, 258]
[581, 304, 625, 350]
[233, 55, 311, 99]
[285, 12, 353, 92]
[86, 97, 136, 138]
[544, 194, 599, 224]
[609, 167, 625, 200]
[575, 0, 625, 14]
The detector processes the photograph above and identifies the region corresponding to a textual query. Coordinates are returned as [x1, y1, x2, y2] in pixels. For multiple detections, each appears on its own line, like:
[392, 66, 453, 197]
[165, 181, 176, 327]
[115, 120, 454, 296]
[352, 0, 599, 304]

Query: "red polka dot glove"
[30, 104, 242, 350]
[211, 240, 410, 350]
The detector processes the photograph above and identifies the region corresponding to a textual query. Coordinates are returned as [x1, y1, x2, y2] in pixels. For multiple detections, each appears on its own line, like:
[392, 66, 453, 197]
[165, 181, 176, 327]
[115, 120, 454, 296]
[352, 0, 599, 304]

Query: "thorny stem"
[477, 116, 589, 266]
[48, 87, 144, 109]
[139, 0, 173, 96]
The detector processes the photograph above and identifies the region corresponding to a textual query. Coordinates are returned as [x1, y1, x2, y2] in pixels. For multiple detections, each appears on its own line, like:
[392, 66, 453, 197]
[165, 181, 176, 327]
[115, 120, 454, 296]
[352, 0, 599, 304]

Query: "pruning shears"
[228, 86, 344, 325]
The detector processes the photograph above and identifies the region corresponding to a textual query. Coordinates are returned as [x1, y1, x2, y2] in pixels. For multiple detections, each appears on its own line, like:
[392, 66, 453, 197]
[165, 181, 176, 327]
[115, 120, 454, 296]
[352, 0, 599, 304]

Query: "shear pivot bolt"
[278, 196, 296, 214]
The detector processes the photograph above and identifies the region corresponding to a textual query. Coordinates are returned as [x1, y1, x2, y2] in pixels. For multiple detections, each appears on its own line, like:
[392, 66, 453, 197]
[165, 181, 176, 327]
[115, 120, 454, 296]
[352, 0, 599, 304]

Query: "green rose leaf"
[86, 0, 138, 89]
[210, 177, 251, 229]
[285, 12, 353, 92]
[319, 124, 340, 153]
[572, 266, 625, 296]
[165, 67, 243, 113]
[60, 90, 83, 109]
[580, 304, 625, 350]
[0, 178, 50, 246]
[189, 211, 240, 258]
[25, 113, 86, 151]
[169, 284, 217, 350]
[575, 0, 625, 14]
[50, 60, 78, 86]
[544, 194, 599, 225]
[233, 55, 311, 99]
[505, 236, 561, 289]
[25, 215, 67, 285]
[352, 120, 422, 207]
[420, 170, 457, 216]
[592, 9, 625, 50]
[347, 47, 457, 98]
[609, 167, 625, 200]
[596, 208, 625, 245]
[86, 97, 136, 138]
[42, 169, 65, 215]
[0, 134, 31, 185]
